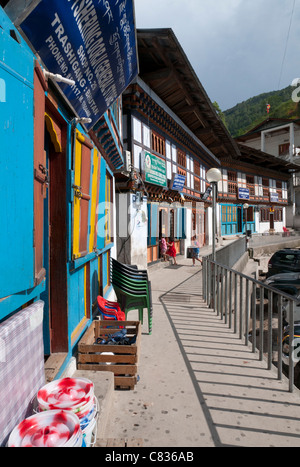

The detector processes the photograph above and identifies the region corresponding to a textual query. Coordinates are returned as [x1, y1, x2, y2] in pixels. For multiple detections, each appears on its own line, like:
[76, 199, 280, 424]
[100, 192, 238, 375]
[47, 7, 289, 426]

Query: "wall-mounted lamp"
[71, 117, 92, 125]
[43, 70, 75, 86]
[135, 191, 143, 206]
[180, 193, 185, 201]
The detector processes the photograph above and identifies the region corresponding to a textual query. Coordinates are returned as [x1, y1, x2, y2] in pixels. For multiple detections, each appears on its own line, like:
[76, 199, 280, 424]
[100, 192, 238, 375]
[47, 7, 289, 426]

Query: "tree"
[212, 101, 228, 129]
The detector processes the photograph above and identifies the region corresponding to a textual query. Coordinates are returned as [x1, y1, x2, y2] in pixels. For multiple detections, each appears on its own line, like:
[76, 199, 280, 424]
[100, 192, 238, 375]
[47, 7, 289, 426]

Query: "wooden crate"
[78, 320, 141, 389]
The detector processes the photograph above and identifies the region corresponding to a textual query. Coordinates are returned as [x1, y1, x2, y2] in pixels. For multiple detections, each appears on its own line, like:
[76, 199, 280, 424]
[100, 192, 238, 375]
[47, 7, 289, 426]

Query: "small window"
[228, 171, 237, 182]
[178, 149, 186, 167]
[151, 131, 165, 156]
[279, 143, 290, 156]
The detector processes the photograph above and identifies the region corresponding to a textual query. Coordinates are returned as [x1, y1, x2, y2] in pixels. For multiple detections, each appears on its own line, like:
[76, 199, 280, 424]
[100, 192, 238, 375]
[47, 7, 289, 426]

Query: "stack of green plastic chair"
[110, 258, 153, 334]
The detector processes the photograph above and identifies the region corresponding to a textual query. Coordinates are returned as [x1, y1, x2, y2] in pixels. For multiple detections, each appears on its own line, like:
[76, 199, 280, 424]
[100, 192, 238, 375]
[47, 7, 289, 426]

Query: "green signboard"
[144, 152, 167, 187]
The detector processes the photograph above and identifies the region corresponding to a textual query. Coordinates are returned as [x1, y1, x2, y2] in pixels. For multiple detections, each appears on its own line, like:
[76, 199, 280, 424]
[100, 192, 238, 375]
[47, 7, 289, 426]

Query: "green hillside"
[223, 86, 300, 138]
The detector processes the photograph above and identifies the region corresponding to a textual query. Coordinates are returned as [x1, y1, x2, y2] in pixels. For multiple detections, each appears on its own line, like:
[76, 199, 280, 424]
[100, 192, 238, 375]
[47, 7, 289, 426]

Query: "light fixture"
[180, 193, 185, 201]
[72, 117, 92, 124]
[43, 70, 75, 86]
[206, 167, 222, 183]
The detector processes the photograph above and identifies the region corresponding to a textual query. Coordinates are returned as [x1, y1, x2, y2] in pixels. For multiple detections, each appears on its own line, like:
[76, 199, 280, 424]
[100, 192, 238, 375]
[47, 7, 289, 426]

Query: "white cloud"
[134, 0, 300, 109]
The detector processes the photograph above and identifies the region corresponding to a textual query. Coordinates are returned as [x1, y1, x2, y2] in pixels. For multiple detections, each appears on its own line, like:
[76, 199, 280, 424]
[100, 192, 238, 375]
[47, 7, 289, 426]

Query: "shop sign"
[170, 173, 186, 191]
[238, 187, 250, 200]
[144, 152, 167, 187]
[270, 192, 279, 203]
[20, 0, 138, 129]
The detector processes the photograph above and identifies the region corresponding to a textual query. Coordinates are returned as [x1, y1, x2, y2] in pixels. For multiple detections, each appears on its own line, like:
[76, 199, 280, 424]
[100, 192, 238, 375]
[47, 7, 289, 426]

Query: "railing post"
[234, 273, 237, 334]
[203, 258, 207, 302]
[215, 264, 219, 315]
[259, 288, 264, 361]
[289, 300, 294, 392]
[220, 266, 224, 320]
[277, 295, 283, 381]
[228, 271, 233, 329]
[207, 260, 211, 307]
[225, 270, 229, 326]
[239, 276, 243, 340]
[252, 283, 256, 353]
[245, 280, 249, 346]
[267, 291, 273, 371]
[211, 262, 216, 312]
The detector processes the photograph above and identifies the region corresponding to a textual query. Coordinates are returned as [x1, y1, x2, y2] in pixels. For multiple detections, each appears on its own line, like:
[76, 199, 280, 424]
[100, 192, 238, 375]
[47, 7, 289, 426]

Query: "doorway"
[43, 111, 68, 354]
[237, 206, 243, 233]
[270, 212, 275, 230]
[158, 206, 169, 259]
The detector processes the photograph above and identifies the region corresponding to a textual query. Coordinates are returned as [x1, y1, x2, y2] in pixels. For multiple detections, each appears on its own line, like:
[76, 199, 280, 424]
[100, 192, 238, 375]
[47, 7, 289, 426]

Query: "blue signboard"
[270, 192, 279, 203]
[170, 173, 186, 191]
[238, 187, 250, 200]
[20, 0, 138, 129]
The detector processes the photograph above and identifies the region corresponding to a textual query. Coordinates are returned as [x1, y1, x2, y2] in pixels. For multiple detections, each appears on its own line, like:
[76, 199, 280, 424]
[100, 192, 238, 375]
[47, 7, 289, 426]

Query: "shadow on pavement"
[159, 270, 300, 447]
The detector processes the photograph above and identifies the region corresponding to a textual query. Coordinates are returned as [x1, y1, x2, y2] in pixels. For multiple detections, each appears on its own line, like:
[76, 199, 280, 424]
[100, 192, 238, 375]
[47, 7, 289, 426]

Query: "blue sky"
[134, 0, 300, 111]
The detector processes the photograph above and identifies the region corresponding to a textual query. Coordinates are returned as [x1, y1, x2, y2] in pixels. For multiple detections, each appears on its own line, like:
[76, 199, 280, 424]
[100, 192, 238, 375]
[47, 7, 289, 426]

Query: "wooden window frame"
[105, 171, 113, 245]
[72, 130, 92, 260]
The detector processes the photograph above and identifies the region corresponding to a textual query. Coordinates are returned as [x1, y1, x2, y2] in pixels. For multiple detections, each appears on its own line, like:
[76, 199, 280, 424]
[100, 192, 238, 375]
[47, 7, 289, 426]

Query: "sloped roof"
[237, 117, 300, 142]
[136, 28, 240, 160]
[236, 143, 299, 174]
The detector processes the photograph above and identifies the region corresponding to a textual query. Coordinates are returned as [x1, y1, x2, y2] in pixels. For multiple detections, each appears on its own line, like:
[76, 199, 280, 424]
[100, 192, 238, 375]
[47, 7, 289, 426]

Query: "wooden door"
[45, 108, 68, 353]
[33, 63, 48, 285]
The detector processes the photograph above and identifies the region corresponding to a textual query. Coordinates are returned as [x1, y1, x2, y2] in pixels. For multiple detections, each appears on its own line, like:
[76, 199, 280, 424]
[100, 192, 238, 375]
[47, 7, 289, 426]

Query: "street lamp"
[207, 168, 222, 261]
[243, 203, 249, 239]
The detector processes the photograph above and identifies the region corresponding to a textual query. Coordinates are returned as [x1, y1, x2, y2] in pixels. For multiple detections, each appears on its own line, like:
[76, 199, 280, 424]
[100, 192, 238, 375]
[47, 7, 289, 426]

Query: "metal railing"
[202, 257, 300, 392]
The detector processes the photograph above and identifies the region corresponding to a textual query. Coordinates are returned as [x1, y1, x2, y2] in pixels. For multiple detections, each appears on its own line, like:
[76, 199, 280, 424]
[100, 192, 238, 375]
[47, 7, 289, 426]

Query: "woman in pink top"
[160, 236, 167, 261]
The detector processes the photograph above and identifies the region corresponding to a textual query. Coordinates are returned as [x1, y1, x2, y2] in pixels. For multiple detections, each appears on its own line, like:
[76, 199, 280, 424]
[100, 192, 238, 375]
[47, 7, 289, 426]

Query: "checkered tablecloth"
[0, 300, 45, 446]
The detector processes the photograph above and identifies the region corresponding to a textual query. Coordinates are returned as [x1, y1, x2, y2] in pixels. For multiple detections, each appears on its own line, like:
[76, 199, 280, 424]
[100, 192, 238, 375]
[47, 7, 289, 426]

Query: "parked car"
[265, 272, 300, 295]
[266, 249, 300, 278]
[264, 272, 300, 324]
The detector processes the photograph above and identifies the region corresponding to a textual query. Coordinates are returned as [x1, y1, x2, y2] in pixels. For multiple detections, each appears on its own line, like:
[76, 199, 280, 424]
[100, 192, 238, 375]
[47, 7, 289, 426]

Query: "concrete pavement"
[75, 234, 300, 447]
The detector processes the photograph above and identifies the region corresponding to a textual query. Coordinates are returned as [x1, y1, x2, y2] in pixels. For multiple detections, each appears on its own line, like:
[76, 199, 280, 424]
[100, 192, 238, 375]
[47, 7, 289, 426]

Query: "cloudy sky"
[134, 0, 300, 111]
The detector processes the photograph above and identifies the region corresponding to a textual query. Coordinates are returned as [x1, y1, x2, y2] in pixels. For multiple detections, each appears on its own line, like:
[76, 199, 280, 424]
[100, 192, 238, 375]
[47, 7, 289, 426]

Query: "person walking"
[166, 237, 177, 265]
[191, 235, 202, 266]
